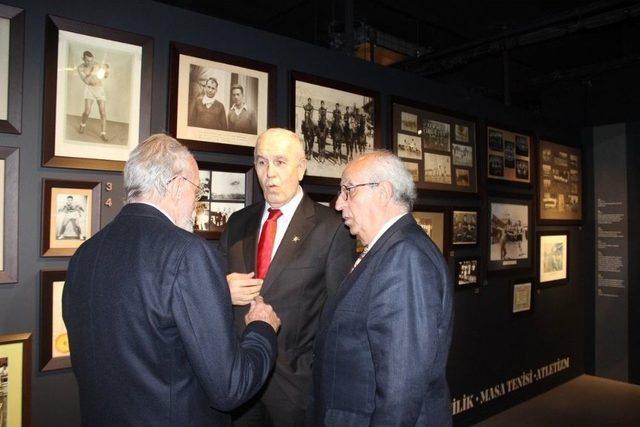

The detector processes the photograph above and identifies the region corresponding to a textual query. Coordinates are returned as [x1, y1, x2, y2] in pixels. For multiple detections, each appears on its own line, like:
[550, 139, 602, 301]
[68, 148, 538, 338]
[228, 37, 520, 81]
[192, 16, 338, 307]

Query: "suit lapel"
[242, 203, 263, 273]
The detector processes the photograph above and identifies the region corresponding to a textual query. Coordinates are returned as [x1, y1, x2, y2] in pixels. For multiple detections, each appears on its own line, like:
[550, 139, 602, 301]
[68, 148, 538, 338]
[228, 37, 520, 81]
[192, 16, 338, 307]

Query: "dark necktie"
[256, 208, 283, 279]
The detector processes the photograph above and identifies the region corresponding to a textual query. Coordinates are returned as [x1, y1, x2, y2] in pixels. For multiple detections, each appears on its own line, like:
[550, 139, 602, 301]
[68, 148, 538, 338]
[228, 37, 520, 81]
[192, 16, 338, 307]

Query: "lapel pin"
[292, 236, 300, 242]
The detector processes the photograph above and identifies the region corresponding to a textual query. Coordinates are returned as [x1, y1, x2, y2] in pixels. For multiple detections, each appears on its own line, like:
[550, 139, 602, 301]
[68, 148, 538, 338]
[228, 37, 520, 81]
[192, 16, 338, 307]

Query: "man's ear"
[297, 158, 308, 181]
[378, 181, 393, 204]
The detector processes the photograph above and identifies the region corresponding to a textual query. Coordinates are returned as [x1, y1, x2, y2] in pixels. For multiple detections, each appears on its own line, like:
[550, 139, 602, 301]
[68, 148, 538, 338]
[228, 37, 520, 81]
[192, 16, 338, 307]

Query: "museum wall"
[0, 0, 589, 425]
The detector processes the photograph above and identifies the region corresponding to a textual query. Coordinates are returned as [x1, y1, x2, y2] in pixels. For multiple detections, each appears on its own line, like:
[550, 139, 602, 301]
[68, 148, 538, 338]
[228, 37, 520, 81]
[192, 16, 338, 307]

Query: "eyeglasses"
[338, 182, 379, 201]
[168, 176, 206, 200]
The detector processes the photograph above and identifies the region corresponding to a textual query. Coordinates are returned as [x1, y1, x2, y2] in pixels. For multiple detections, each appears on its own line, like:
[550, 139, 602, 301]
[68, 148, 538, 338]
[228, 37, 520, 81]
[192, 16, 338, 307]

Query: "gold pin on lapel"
[292, 236, 300, 242]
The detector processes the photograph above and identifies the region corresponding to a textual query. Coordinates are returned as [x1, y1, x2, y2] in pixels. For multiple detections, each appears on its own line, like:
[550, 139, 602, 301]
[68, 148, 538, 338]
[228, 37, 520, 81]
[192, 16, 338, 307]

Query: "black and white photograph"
[516, 159, 529, 180]
[538, 140, 582, 222]
[400, 111, 417, 133]
[452, 143, 473, 167]
[487, 126, 531, 183]
[512, 280, 533, 313]
[210, 171, 245, 201]
[489, 200, 531, 271]
[455, 258, 479, 287]
[397, 133, 422, 160]
[423, 119, 450, 152]
[209, 202, 244, 233]
[455, 169, 470, 187]
[489, 154, 504, 177]
[504, 141, 515, 168]
[488, 129, 503, 151]
[516, 135, 529, 157]
[403, 162, 419, 182]
[539, 233, 568, 284]
[424, 153, 451, 184]
[54, 193, 89, 242]
[452, 210, 477, 246]
[0, 355, 7, 427]
[194, 202, 210, 232]
[455, 124, 469, 143]
[412, 210, 445, 254]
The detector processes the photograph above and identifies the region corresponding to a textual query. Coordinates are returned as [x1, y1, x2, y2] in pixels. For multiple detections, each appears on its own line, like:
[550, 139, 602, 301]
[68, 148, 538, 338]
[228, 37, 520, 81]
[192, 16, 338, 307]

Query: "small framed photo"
[538, 231, 569, 286]
[512, 278, 534, 314]
[0, 146, 18, 283]
[455, 257, 479, 288]
[291, 71, 381, 185]
[452, 209, 478, 246]
[488, 197, 532, 272]
[0, 4, 24, 134]
[0, 332, 32, 427]
[412, 207, 447, 255]
[40, 270, 70, 371]
[538, 140, 582, 223]
[487, 126, 531, 184]
[169, 42, 276, 155]
[195, 162, 253, 239]
[42, 15, 153, 171]
[42, 179, 101, 257]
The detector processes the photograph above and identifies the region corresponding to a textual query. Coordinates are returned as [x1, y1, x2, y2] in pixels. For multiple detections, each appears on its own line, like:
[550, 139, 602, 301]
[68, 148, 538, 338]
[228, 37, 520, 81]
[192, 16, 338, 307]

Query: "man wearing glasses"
[219, 128, 356, 427]
[308, 150, 454, 427]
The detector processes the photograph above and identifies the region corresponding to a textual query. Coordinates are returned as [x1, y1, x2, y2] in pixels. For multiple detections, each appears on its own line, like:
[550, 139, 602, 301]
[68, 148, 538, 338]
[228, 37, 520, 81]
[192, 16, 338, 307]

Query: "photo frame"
[0, 4, 24, 134]
[391, 98, 477, 193]
[40, 270, 70, 371]
[487, 126, 532, 184]
[455, 257, 479, 288]
[488, 197, 532, 272]
[290, 71, 381, 185]
[0, 146, 18, 283]
[0, 332, 31, 427]
[169, 42, 276, 155]
[412, 206, 448, 256]
[42, 15, 153, 171]
[42, 179, 101, 257]
[538, 140, 582, 223]
[195, 161, 253, 240]
[538, 231, 569, 286]
[512, 278, 534, 315]
[451, 209, 478, 246]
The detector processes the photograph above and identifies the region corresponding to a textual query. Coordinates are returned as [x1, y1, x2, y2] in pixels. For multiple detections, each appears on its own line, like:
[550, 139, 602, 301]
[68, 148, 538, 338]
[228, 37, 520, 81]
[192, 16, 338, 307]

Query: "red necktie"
[256, 208, 283, 279]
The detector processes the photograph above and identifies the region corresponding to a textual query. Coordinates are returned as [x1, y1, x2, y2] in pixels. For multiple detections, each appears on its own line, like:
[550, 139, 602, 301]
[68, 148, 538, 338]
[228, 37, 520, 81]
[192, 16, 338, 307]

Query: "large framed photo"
[0, 146, 18, 283]
[538, 232, 569, 286]
[455, 257, 479, 288]
[42, 15, 152, 171]
[392, 99, 477, 193]
[412, 207, 447, 255]
[0, 332, 31, 427]
[42, 179, 101, 257]
[452, 209, 478, 246]
[489, 197, 532, 271]
[195, 162, 253, 239]
[291, 71, 381, 185]
[0, 4, 24, 134]
[512, 278, 534, 315]
[487, 126, 531, 184]
[169, 42, 276, 155]
[539, 140, 582, 222]
[40, 270, 70, 371]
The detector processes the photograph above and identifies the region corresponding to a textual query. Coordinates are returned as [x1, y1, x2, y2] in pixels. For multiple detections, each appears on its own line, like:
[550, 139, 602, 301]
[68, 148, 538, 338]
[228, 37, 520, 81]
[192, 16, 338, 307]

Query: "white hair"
[356, 150, 416, 210]
[254, 128, 305, 161]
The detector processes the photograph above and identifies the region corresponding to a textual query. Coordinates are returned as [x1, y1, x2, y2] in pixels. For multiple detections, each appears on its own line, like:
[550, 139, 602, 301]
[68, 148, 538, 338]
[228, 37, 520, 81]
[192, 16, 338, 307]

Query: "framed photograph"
[512, 279, 534, 314]
[0, 332, 31, 427]
[0, 4, 24, 134]
[42, 179, 101, 257]
[392, 99, 477, 193]
[0, 146, 18, 283]
[455, 257, 479, 288]
[538, 232, 569, 286]
[452, 209, 478, 246]
[291, 71, 381, 185]
[169, 42, 276, 155]
[412, 208, 447, 255]
[195, 162, 253, 239]
[42, 15, 153, 171]
[539, 140, 582, 222]
[488, 197, 532, 271]
[40, 270, 70, 371]
[487, 126, 531, 184]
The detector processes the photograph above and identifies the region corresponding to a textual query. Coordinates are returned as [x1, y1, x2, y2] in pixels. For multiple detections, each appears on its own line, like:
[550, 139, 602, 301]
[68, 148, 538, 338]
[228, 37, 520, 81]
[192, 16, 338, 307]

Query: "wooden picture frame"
[538, 140, 582, 223]
[455, 256, 479, 288]
[0, 4, 24, 134]
[412, 206, 448, 256]
[169, 42, 276, 155]
[40, 270, 71, 371]
[451, 209, 478, 247]
[538, 231, 569, 286]
[0, 146, 18, 283]
[511, 278, 535, 315]
[488, 197, 533, 272]
[391, 98, 478, 194]
[195, 161, 253, 240]
[290, 71, 381, 186]
[41, 179, 101, 257]
[42, 15, 153, 171]
[487, 125, 532, 184]
[0, 332, 31, 427]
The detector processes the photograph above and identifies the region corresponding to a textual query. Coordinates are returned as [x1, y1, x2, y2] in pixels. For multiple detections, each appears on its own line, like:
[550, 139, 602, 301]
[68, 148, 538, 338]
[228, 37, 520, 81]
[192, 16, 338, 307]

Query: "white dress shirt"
[259, 186, 304, 261]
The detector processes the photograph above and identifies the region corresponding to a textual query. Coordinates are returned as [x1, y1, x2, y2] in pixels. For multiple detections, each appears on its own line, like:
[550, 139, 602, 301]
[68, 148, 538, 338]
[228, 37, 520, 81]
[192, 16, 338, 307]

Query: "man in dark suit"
[62, 134, 281, 427]
[309, 151, 454, 426]
[219, 128, 355, 427]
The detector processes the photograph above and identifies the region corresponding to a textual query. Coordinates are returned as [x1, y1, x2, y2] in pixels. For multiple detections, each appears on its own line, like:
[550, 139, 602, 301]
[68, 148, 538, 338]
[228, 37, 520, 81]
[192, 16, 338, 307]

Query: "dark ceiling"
[159, 0, 640, 115]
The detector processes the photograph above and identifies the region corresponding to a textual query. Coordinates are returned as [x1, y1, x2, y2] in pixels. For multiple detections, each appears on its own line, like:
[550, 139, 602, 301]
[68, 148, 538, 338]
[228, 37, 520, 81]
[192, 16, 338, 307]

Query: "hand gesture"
[227, 272, 263, 306]
[245, 296, 280, 333]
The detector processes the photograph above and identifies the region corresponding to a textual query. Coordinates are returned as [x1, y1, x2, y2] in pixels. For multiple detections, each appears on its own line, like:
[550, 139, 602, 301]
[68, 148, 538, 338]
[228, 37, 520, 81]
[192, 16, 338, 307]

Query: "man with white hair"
[309, 150, 454, 426]
[63, 134, 280, 426]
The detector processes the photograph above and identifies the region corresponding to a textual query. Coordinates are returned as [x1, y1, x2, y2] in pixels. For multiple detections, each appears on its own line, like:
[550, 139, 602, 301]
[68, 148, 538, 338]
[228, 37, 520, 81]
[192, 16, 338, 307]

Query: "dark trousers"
[232, 381, 306, 427]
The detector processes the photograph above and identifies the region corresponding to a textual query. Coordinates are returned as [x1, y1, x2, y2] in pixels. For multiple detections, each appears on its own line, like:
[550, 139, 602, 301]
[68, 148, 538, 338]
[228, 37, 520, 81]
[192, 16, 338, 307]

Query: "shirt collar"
[264, 186, 304, 221]
[135, 201, 175, 224]
[365, 212, 409, 251]
[202, 94, 215, 105]
[230, 103, 247, 114]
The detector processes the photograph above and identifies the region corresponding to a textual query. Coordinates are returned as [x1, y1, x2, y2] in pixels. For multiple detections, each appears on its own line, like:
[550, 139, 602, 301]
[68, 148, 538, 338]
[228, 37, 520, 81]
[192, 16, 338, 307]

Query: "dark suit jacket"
[310, 213, 454, 426]
[62, 203, 277, 427]
[219, 194, 355, 410]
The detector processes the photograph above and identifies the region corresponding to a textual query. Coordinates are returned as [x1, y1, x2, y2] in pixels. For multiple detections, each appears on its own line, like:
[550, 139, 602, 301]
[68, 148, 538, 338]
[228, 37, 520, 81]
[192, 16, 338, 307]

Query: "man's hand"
[227, 272, 263, 306]
[245, 296, 280, 332]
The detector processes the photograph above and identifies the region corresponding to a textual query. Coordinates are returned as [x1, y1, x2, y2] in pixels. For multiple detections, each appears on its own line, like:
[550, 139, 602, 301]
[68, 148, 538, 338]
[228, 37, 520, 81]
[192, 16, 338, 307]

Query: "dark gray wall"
[0, 0, 585, 425]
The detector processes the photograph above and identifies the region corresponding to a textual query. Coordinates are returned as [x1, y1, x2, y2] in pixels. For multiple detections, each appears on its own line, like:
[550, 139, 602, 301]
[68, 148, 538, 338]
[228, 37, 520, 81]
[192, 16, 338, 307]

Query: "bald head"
[255, 128, 305, 161]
